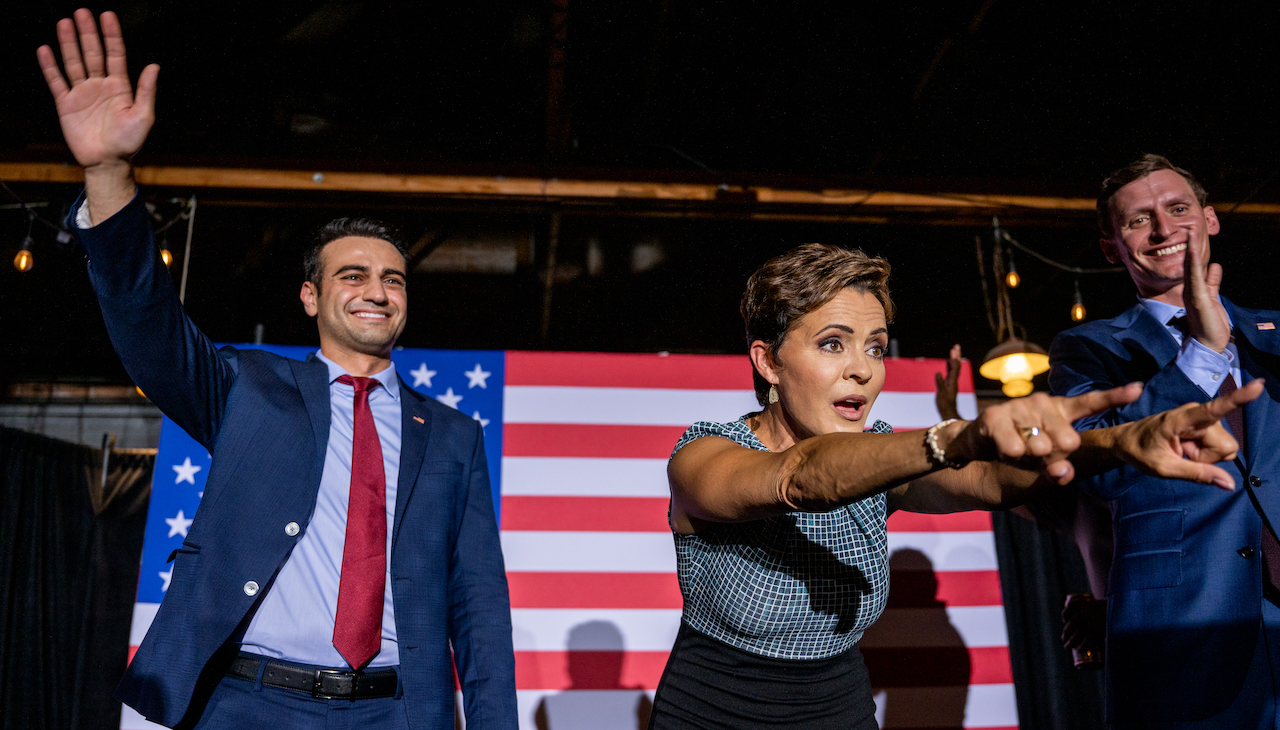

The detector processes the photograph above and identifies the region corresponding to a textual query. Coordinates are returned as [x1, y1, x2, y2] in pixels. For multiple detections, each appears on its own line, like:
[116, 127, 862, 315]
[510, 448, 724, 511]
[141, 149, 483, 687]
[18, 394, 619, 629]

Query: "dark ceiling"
[3, 1, 1280, 388]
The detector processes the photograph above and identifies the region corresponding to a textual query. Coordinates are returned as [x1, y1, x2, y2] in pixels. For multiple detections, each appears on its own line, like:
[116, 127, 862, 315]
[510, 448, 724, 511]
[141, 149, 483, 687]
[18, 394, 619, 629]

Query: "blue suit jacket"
[76, 194, 517, 729]
[1050, 298, 1280, 723]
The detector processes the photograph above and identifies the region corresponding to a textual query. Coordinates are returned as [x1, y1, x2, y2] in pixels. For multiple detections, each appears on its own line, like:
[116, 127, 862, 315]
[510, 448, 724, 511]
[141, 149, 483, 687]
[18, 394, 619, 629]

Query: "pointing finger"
[1061, 382, 1144, 422]
[1201, 378, 1265, 422]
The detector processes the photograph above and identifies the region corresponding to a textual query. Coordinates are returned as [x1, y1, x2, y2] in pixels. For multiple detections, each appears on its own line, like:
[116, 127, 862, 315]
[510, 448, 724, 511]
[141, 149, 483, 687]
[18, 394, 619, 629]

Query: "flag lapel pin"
[1259, 322, 1276, 331]
[413, 416, 425, 424]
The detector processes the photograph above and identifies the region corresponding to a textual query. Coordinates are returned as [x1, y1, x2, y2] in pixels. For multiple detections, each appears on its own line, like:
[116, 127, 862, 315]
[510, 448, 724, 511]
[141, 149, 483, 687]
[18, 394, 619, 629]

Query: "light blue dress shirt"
[239, 352, 403, 668]
[1138, 297, 1241, 395]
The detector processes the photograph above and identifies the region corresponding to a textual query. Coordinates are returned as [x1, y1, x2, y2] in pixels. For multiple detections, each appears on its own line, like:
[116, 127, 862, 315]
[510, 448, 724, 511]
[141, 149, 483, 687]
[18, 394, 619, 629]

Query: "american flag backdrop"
[123, 346, 1015, 730]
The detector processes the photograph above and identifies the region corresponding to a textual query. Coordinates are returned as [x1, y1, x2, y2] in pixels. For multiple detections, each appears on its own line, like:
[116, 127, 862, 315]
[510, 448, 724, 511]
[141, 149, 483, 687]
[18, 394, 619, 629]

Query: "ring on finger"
[1019, 426, 1041, 440]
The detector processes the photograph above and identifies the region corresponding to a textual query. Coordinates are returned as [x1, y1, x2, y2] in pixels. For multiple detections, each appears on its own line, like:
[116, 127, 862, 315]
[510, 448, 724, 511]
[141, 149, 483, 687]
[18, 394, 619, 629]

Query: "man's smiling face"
[1102, 168, 1220, 302]
[300, 236, 408, 360]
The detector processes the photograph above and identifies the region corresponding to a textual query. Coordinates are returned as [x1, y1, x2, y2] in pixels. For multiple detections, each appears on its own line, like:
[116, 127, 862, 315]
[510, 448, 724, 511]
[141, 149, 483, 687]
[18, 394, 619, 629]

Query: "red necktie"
[333, 375, 387, 670]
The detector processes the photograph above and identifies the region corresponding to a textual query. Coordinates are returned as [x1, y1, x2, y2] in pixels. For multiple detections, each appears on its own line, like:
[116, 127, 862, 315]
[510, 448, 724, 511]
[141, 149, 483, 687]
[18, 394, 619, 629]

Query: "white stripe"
[501, 532, 677, 573]
[501, 531, 994, 573]
[503, 386, 759, 425]
[887, 531, 998, 572]
[511, 608, 683, 652]
[502, 457, 670, 497]
[516, 690, 656, 730]
[860, 606, 1008, 649]
[517, 686, 1015, 729]
[130, 602, 159, 646]
[874, 683, 1018, 728]
[119, 704, 167, 730]
[867, 392, 979, 429]
[511, 606, 1007, 652]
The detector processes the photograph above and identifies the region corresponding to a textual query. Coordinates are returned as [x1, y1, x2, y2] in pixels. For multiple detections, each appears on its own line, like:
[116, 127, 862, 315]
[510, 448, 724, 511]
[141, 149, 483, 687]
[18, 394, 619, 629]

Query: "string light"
[1005, 256, 1020, 289]
[13, 212, 34, 272]
[13, 237, 33, 272]
[159, 236, 173, 267]
[1071, 279, 1087, 321]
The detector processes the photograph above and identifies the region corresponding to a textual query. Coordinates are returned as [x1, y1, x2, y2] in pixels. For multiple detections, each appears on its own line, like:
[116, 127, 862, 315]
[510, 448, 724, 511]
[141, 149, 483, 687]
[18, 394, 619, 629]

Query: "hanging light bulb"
[1071, 279, 1086, 322]
[1005, 257, 1020, 289]
[160, 247, 173, 267]
[13, 236, 34, 272]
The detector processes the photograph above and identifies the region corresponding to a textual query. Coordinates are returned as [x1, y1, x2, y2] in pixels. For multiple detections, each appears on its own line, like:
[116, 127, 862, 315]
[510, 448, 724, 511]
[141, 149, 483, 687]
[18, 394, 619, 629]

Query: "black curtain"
[0, 426, 153, 730]
[992, 510, 1106, 730]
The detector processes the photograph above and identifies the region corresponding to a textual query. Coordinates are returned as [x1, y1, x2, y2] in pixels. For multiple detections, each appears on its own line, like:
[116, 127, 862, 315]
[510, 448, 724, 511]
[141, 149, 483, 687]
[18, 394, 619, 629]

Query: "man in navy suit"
[1051, 153, 1280, 727]
[37, 9, 516, 728]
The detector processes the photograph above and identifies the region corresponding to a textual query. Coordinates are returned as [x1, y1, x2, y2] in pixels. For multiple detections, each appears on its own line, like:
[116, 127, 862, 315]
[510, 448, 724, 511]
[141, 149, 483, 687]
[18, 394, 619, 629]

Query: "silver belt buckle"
[312, 669, 354, 699]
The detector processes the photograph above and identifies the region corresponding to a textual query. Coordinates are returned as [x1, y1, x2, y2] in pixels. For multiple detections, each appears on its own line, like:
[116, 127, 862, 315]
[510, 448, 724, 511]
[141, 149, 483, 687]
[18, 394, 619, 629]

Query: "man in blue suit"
[1051, 153, 1280, 727]
[37, 10, 517, 729]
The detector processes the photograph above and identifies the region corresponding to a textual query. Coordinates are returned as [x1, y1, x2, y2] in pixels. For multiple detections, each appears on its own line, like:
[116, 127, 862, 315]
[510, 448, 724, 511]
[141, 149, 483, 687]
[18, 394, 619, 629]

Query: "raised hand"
[1182, 225, 1231, 353]
[1112, 378, 1263, 490]
[36, 9, 158, 223]
[934, 344, 962, 421]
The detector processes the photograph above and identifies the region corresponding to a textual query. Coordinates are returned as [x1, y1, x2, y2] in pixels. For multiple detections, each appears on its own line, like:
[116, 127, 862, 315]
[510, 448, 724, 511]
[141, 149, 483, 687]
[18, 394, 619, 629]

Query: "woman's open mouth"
[832, 394, 868, 420]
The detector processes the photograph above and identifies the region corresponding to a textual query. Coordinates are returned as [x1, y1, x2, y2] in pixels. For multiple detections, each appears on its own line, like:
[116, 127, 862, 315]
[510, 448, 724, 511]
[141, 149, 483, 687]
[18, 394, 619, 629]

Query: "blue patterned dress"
[649, 415, 892, 728]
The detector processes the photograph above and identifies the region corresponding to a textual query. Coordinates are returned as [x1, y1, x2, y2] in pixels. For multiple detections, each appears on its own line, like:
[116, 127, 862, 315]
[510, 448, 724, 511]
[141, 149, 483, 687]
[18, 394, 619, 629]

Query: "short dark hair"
[740, 243, 895, 405]
[303, 218, 410, 292]
[1097, 154, 1209, 239]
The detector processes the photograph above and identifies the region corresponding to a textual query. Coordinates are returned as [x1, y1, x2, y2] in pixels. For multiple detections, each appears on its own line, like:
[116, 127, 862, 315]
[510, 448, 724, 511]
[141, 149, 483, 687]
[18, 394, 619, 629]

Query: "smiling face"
[300, 236, 408, 366]
[751, 287, 888, 443]
[1102, 168, 1220, 304]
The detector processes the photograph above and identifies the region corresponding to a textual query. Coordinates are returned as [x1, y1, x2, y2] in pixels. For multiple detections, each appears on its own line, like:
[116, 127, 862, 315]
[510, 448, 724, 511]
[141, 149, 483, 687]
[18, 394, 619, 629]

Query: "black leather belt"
[227, 654, 398, 700]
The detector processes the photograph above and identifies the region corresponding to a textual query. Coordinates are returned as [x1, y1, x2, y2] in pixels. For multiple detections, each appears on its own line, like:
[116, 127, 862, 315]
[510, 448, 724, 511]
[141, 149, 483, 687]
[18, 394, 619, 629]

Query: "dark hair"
[303, 218, 409, 292]
[740, 243, 895, 405]
[1097, 154, 1209, 238]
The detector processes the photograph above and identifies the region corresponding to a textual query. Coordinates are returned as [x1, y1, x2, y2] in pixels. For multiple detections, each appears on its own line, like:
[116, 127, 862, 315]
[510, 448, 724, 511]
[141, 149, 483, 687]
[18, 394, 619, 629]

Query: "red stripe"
[504, 423, 687, 458]
[128, 645, 138, 665]
[506, 351, 754, 389]
[515, 650, 669, 690]
[507, 572, 683, 609]
[886, 510, 993, 532]
[514, 647, 1010, 691]
[863, 645, 1013, 686]
[502, 496, 669, 532]
[890, 570, 1005, 607]
[882, 357, 975, 393]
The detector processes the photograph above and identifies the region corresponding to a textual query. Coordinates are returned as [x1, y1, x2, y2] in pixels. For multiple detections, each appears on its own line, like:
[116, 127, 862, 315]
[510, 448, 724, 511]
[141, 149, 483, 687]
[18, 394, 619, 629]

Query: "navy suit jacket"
[1050, 298, 1280, 723]
[76, 194, 517, 729]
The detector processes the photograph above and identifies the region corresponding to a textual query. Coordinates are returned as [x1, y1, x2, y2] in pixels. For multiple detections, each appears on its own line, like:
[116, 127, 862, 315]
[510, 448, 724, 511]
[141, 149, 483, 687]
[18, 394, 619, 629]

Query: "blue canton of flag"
[138, 344, 506, 604]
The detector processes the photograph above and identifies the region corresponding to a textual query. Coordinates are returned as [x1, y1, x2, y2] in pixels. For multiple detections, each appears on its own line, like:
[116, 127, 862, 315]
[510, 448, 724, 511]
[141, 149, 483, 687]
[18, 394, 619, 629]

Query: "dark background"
[2, 0, 1280, 386]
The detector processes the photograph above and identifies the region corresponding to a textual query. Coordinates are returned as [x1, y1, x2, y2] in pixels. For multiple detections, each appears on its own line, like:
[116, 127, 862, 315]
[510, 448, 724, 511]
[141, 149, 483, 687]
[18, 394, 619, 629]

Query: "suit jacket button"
[1240, 547, 1256, 559]
[285, 522, 300, 536]
[243, 581, 260, 596]
[1250, 476, 1263, 488]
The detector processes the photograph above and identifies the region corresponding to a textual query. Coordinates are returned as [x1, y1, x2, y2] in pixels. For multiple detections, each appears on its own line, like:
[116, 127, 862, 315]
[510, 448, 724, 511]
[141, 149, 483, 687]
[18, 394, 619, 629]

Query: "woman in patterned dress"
[648, 243, 1259, 729]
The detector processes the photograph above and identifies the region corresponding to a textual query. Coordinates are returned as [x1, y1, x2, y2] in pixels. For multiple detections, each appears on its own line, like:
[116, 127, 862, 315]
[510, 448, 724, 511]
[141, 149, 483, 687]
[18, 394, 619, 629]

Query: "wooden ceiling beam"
[5, 161, 1280, 218]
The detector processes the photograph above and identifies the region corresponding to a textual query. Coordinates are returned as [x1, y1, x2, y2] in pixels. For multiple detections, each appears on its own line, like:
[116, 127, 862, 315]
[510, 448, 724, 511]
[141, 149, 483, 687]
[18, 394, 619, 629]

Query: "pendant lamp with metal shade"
[978, 338, 1050, 397]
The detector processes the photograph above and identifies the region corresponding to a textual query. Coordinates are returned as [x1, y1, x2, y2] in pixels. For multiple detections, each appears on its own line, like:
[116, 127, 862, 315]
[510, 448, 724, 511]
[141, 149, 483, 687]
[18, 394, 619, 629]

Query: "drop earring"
[767, 385, 779, 404]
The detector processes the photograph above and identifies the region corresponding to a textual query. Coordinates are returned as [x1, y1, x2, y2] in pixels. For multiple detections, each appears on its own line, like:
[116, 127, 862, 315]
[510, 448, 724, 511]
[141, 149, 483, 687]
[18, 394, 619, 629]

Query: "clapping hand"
[934, 344, 963, 421]
[1182, 223, 1231, 353]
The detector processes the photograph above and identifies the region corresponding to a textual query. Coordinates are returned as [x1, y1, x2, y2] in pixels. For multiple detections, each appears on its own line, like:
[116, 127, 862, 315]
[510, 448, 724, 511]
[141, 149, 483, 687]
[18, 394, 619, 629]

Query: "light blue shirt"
[1139, 297, 1241, 396]
[240, 352, 403, 668]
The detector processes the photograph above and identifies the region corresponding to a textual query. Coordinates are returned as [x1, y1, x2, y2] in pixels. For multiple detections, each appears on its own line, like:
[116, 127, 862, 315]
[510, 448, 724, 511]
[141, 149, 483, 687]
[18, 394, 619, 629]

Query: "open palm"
[36, 9, 158, 168]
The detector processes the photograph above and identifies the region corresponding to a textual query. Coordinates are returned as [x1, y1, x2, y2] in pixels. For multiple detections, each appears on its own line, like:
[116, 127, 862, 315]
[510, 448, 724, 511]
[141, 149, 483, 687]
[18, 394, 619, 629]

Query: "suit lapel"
[393, 378, 432, 550]
[293, 354, 332, 463]
[1111, 302, 1181, 368]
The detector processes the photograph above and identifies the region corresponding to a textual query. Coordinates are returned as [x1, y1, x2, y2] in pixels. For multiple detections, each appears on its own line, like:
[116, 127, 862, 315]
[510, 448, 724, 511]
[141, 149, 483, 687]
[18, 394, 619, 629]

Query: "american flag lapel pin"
[1259, 322, 1276, 331]
[413, 416, 425, 424]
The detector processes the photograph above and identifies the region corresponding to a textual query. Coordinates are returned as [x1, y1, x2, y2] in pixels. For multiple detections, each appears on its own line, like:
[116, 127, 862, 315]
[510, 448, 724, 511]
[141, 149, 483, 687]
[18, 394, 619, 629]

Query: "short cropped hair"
[1097, 154, 1209, 239]
[303, 218, 409, 292]
[740, 243, 895, 405]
